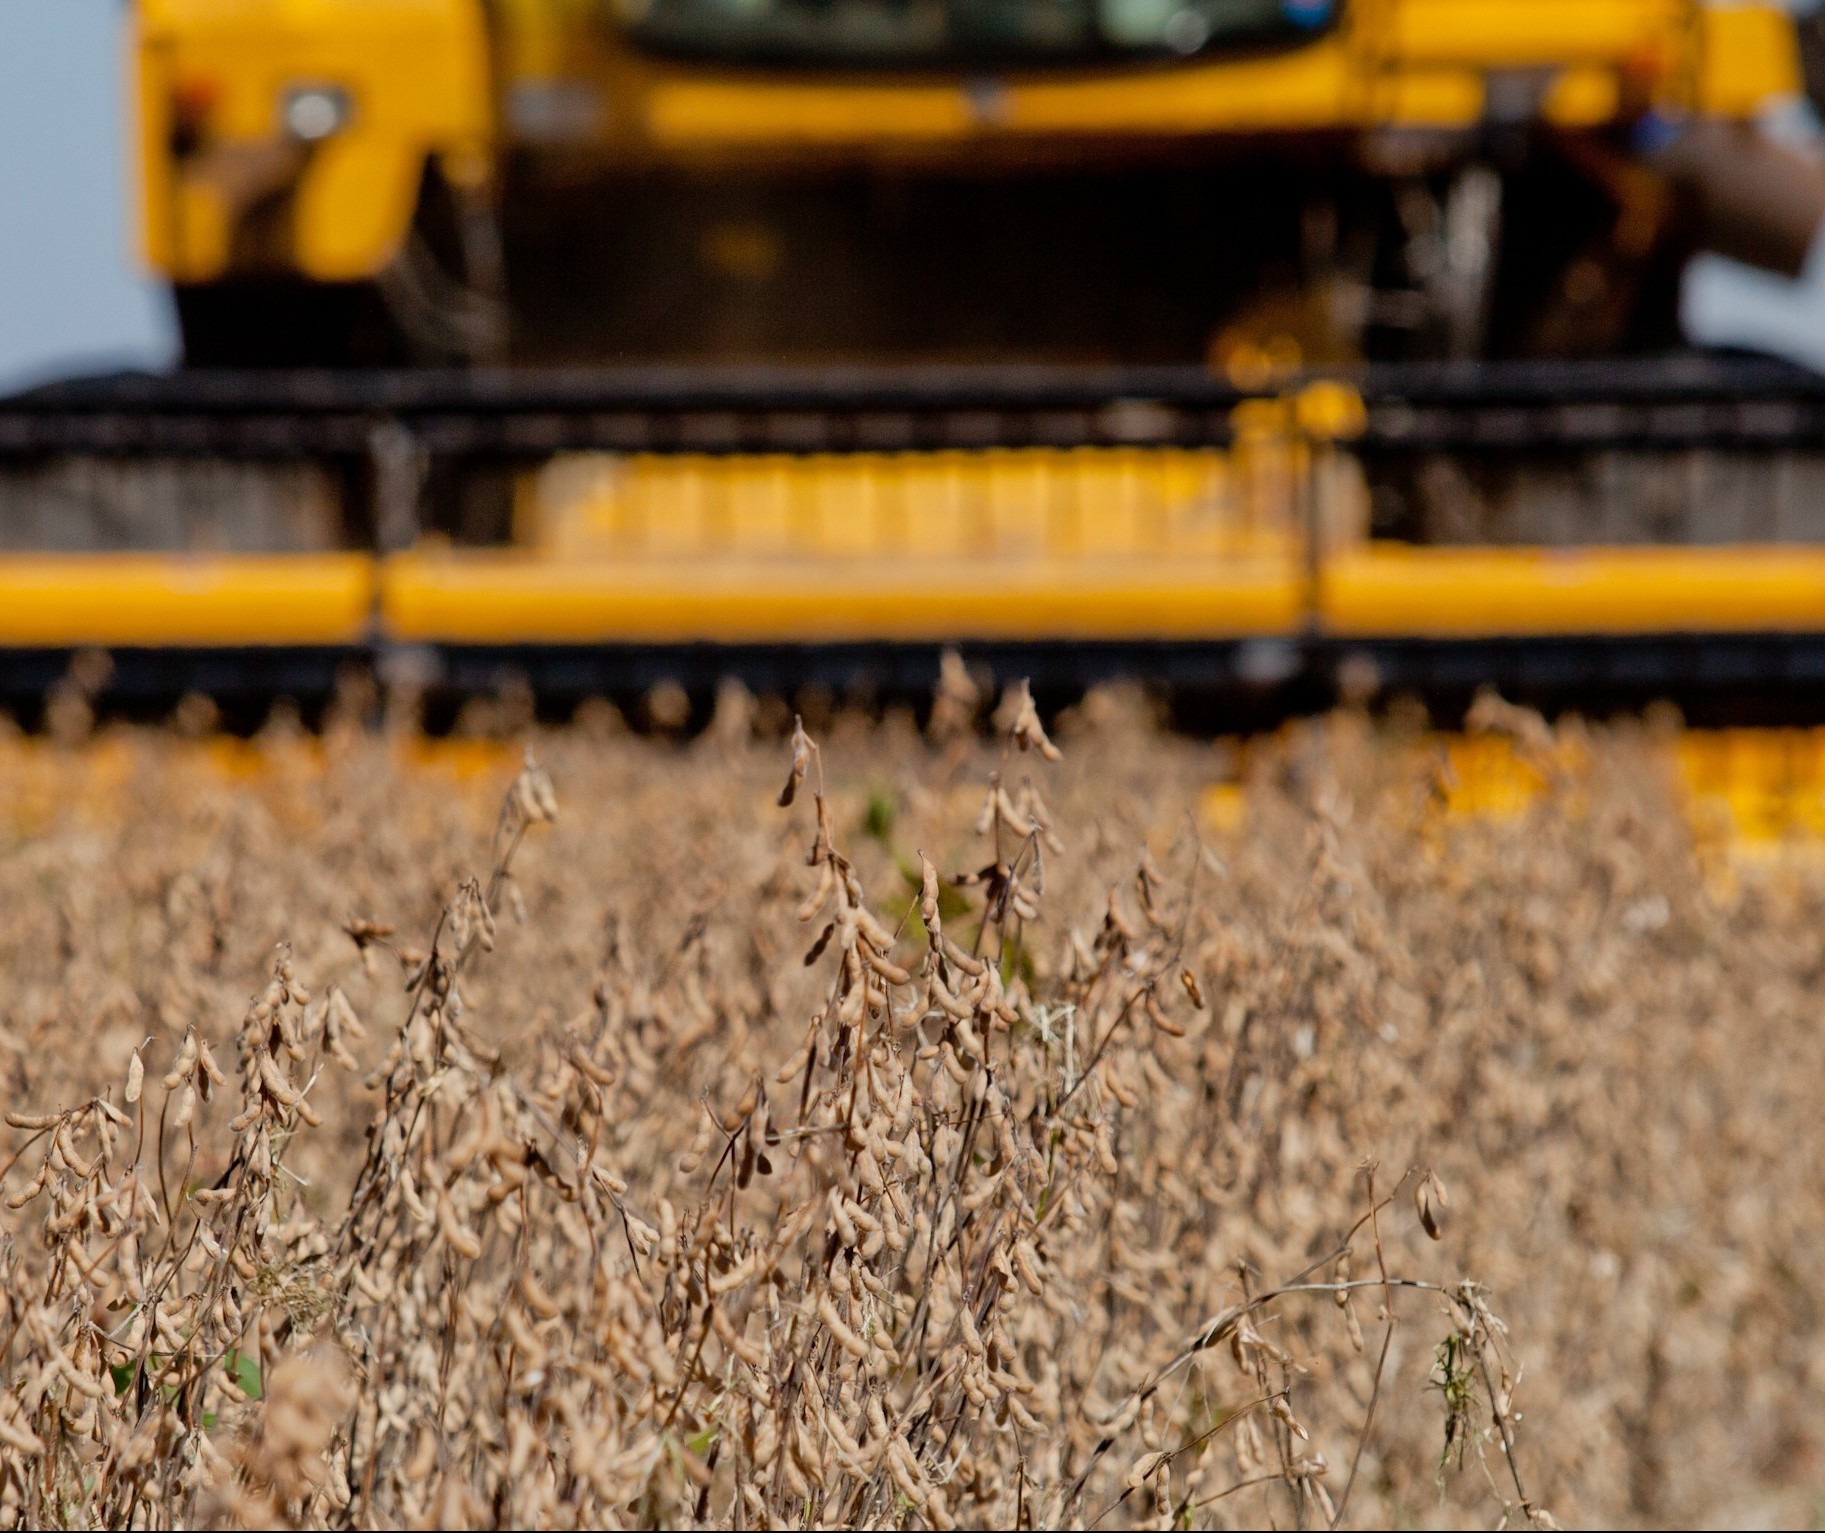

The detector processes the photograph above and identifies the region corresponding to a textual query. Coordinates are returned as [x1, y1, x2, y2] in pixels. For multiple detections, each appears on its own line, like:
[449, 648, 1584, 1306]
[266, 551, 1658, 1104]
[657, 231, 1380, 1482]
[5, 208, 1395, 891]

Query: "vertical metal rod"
[369, 422, 425, 555]
[1301, 430, 1325, 640]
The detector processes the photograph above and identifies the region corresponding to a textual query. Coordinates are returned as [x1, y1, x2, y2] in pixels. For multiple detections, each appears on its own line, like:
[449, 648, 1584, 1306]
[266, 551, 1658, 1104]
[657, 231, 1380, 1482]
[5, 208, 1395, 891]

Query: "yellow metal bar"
[637, 3, 1800, 148]
[1385, 0, 1683, 67]
[380, 552, 1303, 644]
[1323, 545, 1825, 638]
[0, 555, 374, 648]
[7, 542, 1825, 651]
[643, 45, 1492, 145]
[632, 1, 1797, 150]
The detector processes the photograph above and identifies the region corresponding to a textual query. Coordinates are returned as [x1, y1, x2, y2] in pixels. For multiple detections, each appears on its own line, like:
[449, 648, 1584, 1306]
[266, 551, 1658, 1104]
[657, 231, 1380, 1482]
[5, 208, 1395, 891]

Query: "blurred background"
[11, 0, 1825, 729]
[10, 0, 1825, 383]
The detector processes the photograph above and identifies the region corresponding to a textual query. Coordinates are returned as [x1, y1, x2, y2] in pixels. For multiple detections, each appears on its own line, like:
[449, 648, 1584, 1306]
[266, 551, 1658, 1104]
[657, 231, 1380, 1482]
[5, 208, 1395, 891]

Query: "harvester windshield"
[616, 0, 1330, 65]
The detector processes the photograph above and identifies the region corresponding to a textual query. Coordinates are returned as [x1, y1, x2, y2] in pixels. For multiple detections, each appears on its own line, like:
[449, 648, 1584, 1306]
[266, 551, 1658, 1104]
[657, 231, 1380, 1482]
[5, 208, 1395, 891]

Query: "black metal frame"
[6, 355, 1825, 460]
[10, 634, 1825, 730]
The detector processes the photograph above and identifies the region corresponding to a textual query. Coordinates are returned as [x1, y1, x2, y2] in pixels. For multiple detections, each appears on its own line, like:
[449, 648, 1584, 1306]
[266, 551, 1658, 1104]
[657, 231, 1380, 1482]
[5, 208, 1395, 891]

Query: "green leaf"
[109, 1362, 137, 1397]
[897, 860, 973, 932]
[225, 1349, 262, 1400]
[862, 789, 896, 844]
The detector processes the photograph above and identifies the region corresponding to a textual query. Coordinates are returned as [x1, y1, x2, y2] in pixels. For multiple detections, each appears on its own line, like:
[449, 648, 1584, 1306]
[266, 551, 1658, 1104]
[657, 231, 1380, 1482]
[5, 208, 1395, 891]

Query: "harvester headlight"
[281, 85, 352, 143]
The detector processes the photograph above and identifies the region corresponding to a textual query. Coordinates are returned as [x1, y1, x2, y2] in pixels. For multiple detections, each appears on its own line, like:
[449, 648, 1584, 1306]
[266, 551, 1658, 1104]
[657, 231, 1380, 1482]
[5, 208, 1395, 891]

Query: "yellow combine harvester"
[135, 0, 1813, 368]
[4, 0, 1821, 719]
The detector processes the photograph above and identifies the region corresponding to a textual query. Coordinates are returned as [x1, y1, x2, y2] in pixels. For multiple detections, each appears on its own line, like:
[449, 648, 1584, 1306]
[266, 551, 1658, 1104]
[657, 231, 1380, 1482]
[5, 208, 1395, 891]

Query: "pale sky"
[0, 0, 177, 391]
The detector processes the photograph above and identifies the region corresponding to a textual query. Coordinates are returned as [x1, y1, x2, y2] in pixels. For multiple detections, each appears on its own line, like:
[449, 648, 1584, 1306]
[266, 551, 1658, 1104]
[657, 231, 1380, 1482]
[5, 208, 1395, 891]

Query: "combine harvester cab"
[131, 0, 1813, 369]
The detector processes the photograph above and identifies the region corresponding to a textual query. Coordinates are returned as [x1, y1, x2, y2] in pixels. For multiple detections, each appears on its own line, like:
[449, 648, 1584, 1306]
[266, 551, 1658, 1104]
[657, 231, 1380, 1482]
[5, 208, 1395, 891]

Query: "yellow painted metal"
[135, 0, 491, 282]
[1436, 734, 1551, 820]
[1697, 1, 1803, 117]
[1386, 0, 1684, 67]
[646, 52, 1486, 148]
[1198, 727, 1825, 862]
[629, 0, 1792, 147]
[291, 132, 446, 280]
[1677, 728, 1825, 853]
[382, 438, 1312, 647]
[0, 556, 374, 648]
[132, 22, 180, 276]
[495, 0, 609, 83]
[644, 80, 982, 147]
[379, 550, 1303, 643]
[635, 3, 1793, 148]
[9, 538, 1825, 649]
[1542, 66, 1624, 126]
[1322, 545, 1825, 638]
[646, 42, 1373, 146]
[1198, 781, 1248, 834]
[523, 447, 1296, 563]
[135, 0, 1805, 284]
